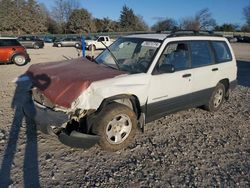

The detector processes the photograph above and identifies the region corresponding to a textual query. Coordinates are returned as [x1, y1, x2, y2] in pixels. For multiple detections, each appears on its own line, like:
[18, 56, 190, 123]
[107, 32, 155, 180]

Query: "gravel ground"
[0, 43, 249, 187]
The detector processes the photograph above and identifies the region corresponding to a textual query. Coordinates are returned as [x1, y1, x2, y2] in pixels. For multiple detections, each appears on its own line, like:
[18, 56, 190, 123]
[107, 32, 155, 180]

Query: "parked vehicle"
[43, 36, 56, 43]
[234, 35, 244, 42]
[53, 37, 81, 48]
[0, 37, 30, 66]
[85, 36, 114, 51]
[25, 31, 237, 151]
[17, 36, 44, 49]
[243, 36, 250, 43]
[225, 36, 237, 43]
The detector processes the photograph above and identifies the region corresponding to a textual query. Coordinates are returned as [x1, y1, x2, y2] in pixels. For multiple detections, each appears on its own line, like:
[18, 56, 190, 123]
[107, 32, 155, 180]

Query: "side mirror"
[157, 64, 175, 74]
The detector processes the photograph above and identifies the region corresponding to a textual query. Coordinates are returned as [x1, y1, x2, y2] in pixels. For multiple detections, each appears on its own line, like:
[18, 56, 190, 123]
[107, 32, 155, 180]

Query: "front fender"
[73, 73, 150, 111]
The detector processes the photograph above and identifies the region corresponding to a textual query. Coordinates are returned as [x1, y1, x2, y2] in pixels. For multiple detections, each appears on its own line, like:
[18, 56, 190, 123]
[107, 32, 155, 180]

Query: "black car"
[17, 36, 44, 49]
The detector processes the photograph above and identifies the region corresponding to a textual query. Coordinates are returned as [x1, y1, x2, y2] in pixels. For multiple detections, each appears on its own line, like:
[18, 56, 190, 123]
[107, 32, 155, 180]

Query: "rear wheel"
[92, 103, 138, 151]
[204, 83, 225, 112]
[33, 44, 39, 49]
[12, 54, 27, 66]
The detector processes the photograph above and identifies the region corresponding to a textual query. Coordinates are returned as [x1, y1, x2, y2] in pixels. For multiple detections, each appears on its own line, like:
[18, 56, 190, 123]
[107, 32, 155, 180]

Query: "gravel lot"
[0, 43, 249, 187]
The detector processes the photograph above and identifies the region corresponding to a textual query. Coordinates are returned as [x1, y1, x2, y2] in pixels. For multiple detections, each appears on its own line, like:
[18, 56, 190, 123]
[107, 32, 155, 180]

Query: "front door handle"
[182, 73, 191, 78]
[212, 68, 218, 71]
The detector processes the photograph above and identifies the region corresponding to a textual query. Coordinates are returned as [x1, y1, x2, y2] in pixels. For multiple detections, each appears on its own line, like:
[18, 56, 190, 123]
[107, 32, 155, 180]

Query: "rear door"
[147, 41, 192, 122]
[188, 40, 218, 105]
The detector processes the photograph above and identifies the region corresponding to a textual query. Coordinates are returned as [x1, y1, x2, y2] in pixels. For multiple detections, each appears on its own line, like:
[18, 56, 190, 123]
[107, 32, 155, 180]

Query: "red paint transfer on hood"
[27, 58, 126, 108]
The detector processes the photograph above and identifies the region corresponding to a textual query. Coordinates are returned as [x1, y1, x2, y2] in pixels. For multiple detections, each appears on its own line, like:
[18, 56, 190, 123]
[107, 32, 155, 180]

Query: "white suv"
[26, 31, 237, 151]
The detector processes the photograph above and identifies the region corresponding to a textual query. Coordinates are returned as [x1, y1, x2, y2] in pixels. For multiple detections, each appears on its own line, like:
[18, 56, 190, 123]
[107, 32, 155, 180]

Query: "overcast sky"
[37, 0, 250, 26]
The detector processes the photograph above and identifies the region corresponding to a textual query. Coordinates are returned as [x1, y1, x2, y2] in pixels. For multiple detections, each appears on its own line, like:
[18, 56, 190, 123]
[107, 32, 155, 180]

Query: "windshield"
[95, 37, 161, 74]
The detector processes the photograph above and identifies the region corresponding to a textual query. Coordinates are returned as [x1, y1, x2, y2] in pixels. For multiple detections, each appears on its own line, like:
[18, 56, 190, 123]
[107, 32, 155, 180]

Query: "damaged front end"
[24, 58, 126, 149]
[32, 87, 100, 149]
[33, 90, 100, 149]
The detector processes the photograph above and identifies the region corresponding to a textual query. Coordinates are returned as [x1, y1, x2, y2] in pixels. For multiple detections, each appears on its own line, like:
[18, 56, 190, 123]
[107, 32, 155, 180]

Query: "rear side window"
[0, 39, 21, 47]
[211, 41, 232, 63]
[190, 41, 213, 67]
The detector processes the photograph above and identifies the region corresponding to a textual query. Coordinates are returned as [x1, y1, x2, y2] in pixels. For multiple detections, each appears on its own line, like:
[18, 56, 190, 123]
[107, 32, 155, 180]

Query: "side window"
[211, 41, 232, 63]
[19, 37, 24, 41]
[0, 39, 21, 46]
[98, 37, 105, 42]
[156, 42, 190, 72]
[190, 41, 213, 67]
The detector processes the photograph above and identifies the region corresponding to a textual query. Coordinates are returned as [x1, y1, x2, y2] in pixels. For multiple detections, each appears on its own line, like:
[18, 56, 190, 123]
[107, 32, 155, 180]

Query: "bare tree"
[52, 0, 80, 33]
[180, 8, 216, 30]
[243, 5, 250, 25]
[180, 17, 200, 30]
[195, 8, 216, 30]
[151, 18, 177, 31]
[53, 0, 80, 23]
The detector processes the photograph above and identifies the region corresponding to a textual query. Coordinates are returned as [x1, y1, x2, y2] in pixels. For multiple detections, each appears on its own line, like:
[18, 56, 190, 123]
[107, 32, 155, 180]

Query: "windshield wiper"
[100, 41, 120, 70]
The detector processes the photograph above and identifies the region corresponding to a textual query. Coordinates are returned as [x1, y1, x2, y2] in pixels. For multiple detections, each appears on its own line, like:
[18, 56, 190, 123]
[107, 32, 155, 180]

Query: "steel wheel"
[204, 83, 225, 112]
[106, 114, 132, 144]
[213, 88, 223, 108]
[13, 55, 27, 66]
[92, 102, 138, 151]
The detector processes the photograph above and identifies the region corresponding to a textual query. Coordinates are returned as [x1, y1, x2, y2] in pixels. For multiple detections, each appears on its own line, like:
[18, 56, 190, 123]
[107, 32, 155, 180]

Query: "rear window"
[190, 41, 213, 67]
[211, 41, 232, 63]
[0, 39, 21, 47]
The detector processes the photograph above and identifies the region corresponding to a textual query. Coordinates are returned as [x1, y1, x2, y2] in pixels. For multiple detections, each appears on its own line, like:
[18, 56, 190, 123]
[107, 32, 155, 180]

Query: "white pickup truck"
[85, 36, 114, 51]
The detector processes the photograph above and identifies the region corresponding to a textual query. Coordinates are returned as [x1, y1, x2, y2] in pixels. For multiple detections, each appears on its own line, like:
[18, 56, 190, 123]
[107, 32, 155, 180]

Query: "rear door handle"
[182, 73, 191, 78]
[212, 68, 218, 71]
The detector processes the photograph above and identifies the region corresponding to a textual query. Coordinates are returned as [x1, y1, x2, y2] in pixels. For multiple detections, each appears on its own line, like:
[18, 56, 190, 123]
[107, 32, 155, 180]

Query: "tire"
[92, 103, 138, 151]
[33, 44, 39, 49]
[75, 43, 80, 48]
[204, 83, 225, 112]
[88, 44, 96, 51]
[12, 54, 27, 66]
[57, 43, 62, 47]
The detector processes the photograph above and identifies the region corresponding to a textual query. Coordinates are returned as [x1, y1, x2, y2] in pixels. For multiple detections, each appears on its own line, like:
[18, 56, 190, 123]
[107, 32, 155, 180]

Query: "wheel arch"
[10, 52, 25, 61]
[219, 78, 229, 99]
[97, 94, 142, 119]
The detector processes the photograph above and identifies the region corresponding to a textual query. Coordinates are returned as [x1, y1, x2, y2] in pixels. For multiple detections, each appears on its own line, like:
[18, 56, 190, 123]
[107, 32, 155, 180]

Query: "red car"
[0, 37, 30, 66]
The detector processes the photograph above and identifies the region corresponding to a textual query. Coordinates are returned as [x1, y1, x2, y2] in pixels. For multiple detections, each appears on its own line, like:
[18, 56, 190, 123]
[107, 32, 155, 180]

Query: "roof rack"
[167, 30, 222, 37]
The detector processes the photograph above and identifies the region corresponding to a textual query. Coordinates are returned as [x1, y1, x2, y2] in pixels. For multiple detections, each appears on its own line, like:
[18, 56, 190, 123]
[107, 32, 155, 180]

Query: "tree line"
[0, 0, 249, 35]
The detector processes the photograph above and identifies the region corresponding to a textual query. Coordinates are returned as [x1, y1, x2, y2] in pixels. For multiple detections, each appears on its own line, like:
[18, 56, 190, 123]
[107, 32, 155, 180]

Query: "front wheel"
[12, 54, 27, 66]
[204, 83, 225, 112]
[92, 103, 138, 151]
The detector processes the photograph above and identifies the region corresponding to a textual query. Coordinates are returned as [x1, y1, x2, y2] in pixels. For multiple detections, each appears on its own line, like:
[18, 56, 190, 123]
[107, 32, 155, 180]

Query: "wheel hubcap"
[214, 88, 223, 108]
[15, 56, 25, 65]
[106, 114, 132, 144]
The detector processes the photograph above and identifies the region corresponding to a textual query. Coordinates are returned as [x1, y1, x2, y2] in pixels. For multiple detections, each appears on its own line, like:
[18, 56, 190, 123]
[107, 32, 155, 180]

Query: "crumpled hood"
[26, 58, 126, 108]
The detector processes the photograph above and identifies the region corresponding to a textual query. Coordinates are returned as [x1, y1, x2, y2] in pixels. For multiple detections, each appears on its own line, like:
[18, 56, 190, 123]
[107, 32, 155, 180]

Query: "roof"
[123, 31, 224, 41]
[0, 37, 17, 40]
[124, 34, 169, 40]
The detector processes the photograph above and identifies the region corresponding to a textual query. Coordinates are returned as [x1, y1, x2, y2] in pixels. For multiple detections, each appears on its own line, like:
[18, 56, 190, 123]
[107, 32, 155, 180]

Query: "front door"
[147, 41, 192, 122]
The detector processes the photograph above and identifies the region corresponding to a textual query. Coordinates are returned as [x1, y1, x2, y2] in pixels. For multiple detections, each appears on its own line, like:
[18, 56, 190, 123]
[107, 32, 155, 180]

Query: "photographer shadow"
[0, 73, 51, 187]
